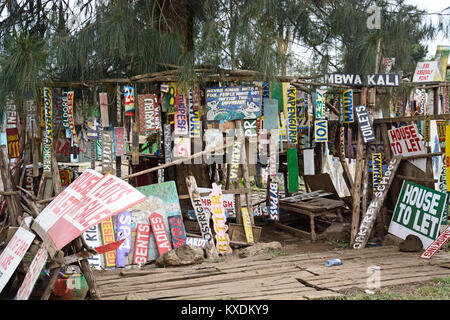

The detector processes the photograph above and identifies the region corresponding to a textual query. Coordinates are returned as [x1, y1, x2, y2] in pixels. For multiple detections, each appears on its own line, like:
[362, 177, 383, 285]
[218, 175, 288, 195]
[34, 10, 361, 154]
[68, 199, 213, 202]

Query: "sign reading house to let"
[388, 124, 426, 172]
[388, 181, 446, 249]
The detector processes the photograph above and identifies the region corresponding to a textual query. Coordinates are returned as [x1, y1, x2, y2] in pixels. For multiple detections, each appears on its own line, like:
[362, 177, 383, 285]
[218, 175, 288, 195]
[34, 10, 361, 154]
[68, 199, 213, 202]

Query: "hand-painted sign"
[189, 88, 201, 139]
[101, 131, 114, 174]
[343, 89, 354, 123]
[269, 182, 279, 221]
[82, 224, 103, 269]
[15, 244, 47, 300]
[0, 227, 35, 293]
[164, 124, 173, 163]
[209, 183, 231, 254]
[314, 119, 328, 142]
[253, 206, 269, 216]
[366, 74, 400, 86]
[116, 211, 132, 268]
[372, 153, 382, 196]
[114, 127, 126, 156]
[413, 61, 444, 82]
[354, 105, 376, 144]
[174, 93, 188, 135]
[206, 86, 261, 121]
[133, 223, 151, 265]
[353, 157, 401, 249]
[243, 119, 257, 138]
[100, 216, 116, 267]
[86, 117, 100, 140]
[315, 89, 325, 119]
[420, 226, 450, 259]
[382, 57, 395, 73]
[229, 133, 243, 182]
[124, 86, 135, 116]
[446, 125, 450, 192]
[439, 155, 448, 225]
[167, 85, 177, 114]
[185, 237, 207, 249]
[43, 87, 53, 172]
[325, 74, 363, 86]
[388, 124, 426, 171]
[168, 215, 187, 248]
[198, 187, 235, 218]
[62, 91, 70, 129]
[388, 181, 446, 249]
[138, 94, 160, 134]
[241, 207, 254, 244]
[287, 87, 297, 144]
[6, 128, 20, 159]
[173, 136, 190, 158]
[263, 99, 279, 130]
[99, 92, 109, 127]
[52, 88, 63, 127]
[149, 213, 172, 256]
[269, 131, 279, 178]
[67, 91, 78, 144]
[59, 169, 71, 188]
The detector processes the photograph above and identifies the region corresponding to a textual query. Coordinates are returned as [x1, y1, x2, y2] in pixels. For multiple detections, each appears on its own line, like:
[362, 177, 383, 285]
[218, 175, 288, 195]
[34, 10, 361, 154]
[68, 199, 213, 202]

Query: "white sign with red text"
[420, 226, 450, 259]
[15, 245, 48, 300]
[388, 124, 426, 172]
[133, 224, 151, 265]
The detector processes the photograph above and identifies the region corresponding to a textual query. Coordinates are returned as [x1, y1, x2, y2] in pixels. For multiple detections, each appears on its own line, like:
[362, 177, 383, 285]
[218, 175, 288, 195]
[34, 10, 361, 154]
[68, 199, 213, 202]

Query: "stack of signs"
[388, 181, 446, 249]
[5, 98, 20, 159]
[206, 86, 261, 121]
[42, 87, 53, 172]
[354, 105, 376, 144]
[388, 124, 426, 172]
[209, 183, 231, 254]
[124, 86, 135, 116]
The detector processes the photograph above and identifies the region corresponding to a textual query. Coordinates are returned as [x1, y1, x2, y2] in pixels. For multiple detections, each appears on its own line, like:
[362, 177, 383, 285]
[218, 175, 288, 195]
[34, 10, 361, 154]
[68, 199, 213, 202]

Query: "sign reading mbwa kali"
[354, 105, 376, 143]
[206, 86, 261, 121]
[325, 73, 400, 87]
[388, 181, 446, 249]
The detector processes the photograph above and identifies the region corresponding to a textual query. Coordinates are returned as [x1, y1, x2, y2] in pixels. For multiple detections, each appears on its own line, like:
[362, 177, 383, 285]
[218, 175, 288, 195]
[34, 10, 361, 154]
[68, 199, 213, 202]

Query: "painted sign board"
[15, 244, 47, 300]
[325, 73, 363, 86]
[99, 92, 109, 127]
[82, 224, 103, 269]
[315, 89, 325, 119]
[138, 94, 160, 134]
[116, 211, 132, 268]
[209, 183, 231, 254]
[354, 105, 376, 144]
[263, 99, 279, 131]
[314, 119, 328, 142]
[243, 119, 257, 138]
[43, 87, 53, 172]
[168, 215, 187, 248]
[413, 61, 444, 83]
[87, 117, 100, 140]
[114, 127, 126, 156]
[149, 213, 172, 256]
[269, 181, 279, 221]
[100, 216, 116, 267]
[229, 133, 243, 182]
[174, 93, 188, 135]
[388, 181, 446, 249]
[6, 128, 20, 159]
[101, 131, 114, 174]
[287, 87, 297, 144]
[388, 124, 426, 172]
[269, 131, 279, 178]
[241, 207, 254, 244]
[198, 187, 235, 218]
[343, 89, 354, 123]
[67, 91, 78, 144]
[206, 86, 261, 121]
[366, 74, 400, 86]
[189, 87, 201, 139]
[124, 86, 135, 116]
[167, 85, 177, 114]
[0, 227, 35, 293]
[420, 226, 450, 259]
[62, 91, 70, 129]
[372, 153, 382, 196]
[133, 223, 151, 265]
[185, 237, 207, 249]
[173, 136, 190, 158]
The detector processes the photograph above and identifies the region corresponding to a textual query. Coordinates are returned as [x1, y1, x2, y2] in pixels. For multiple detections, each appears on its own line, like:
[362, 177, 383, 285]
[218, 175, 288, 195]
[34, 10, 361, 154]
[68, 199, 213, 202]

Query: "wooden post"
[0, 145, 21, 226]
[337, 125, 354, 193]
[74, 237, 102, 299]
[350, 87, 367, 246]
[41, 250, 64, 300]
[380, 123, 391, 162]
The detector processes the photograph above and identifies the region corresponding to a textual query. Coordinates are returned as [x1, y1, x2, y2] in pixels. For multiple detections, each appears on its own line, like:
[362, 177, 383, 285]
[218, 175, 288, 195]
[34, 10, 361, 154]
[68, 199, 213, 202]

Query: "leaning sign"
[420, 226, 450, 259]
[388, 181, 446, 249]
[354, 105, 375, 144]
[388, 124, 426, 172]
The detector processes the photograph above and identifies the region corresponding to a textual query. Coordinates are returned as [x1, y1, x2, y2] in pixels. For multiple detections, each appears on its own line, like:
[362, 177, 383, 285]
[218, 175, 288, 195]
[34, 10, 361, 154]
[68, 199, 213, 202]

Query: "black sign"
[325, 73, 400, 87]
[366, 73, 400, 87]
[325, 74, 363, 86]
[354, 105, 376, 144]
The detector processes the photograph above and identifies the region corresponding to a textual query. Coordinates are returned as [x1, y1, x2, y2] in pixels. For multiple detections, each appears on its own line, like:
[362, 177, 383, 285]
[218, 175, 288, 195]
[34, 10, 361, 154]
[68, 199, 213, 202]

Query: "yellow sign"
[241, 207, 254, 244]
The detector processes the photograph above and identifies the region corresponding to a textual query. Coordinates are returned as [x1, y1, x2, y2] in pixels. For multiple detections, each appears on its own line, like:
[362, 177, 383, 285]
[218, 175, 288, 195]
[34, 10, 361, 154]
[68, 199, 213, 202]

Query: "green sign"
[388, 180, 447, 249]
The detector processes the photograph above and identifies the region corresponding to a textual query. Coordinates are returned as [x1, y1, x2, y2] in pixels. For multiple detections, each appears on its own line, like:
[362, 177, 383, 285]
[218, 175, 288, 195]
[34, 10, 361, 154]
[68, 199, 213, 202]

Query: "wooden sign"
[253, 206, 269, 217]
[269, 182, 279, 221]
[67, 91, 78, 144]
[86, 117, 100, 140]
[424, 118, 430, 143]
[366, 74, 400, 87]
[62, 91, 70, 129]
[55, 137, 70, 162]
[186, 237, 207, 249]
[59, 169, 71, 188]
[189, 88, 201, 139]
[139, 94, 160, 134]
[15, 244, 47, 300]
[314, 119, 328, 142]
[173, 136, 190, 158]
[206, 86, 261, 121]
[287, 147, 299, 193]
[199, 187, 235, 218]
[229, 133, 243, 182]
[114, 127, 126, 156]
[82, 224, 103, 270]
[167, 84, 177, 114]
[287, 87, 297, 144]
[185, 176, 214, 245]
[353, 156, 401, 249]
[6, 128, 20, 159]
[315, 89, 325, 119]
[0, 227, 35, 294]
[116, 211, 132, 267]
[168, 215, 187, 248]
[269, 131, 279, 178]
[343, 89, 354, 123]
[243, 119, 257, 138]
[52, 88, 63, 127]
[388, 124, 426, 171]
[101, 131, 114, 174]
[149, 213, 172, 256]
[99, 92, 109, 127]
[43, 87, 53, 173]
[413, 61, 443, 83]
[420, 226, 450, 259]
[325, 74, 363, 86]
[174, 93, 188, 135]
[101, 216, 116, 267]
[388, 181, 446, 249]
[372, 153, 382, 196]
[209, 183, 231, 254]
[6, 97, 17, 129]
[263, 99, 279, 131]
[164, 124, 172, 163]
[124, 86, 135, 116]
[241, 207, 254, 244]
[133, 224, 151, 265]
[354, 105, 376, 144]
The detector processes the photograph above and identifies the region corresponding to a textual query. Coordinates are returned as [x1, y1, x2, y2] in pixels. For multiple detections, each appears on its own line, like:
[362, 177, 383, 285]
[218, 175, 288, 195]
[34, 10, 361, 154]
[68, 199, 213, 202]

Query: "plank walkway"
[94, 246, 450, 300]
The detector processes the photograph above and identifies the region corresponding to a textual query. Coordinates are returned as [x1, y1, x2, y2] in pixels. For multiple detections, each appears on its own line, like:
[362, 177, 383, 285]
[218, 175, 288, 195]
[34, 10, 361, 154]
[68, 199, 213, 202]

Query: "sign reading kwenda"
[326, 73, 400, 87]
[388, 181, 446, 249]
[354, 105, 376, 144]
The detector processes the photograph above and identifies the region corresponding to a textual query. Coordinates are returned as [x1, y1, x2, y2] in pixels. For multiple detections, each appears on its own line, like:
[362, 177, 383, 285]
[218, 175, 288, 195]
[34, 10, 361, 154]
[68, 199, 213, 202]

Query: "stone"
[236, 241, 282, 258]
[318, 222, 351, 242]
[398, 235, 423, 252]
[382, 234, 404, 247]
[156, 245, 204, 267]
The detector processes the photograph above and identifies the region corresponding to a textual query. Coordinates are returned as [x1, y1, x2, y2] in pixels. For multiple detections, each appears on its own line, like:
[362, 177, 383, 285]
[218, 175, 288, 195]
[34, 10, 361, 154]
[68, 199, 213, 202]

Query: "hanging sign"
[325, 74, 363, 86]
[206, 86, 261, 121]
[101, 131, 114, 174]
[287, 87, 297, 144]
[0, 227, 35, 294]
[43, 87, 53, 172]
[6, 128, 20, 159]
[124, 86, 135, 116]
[372, 153, 382, 196]
[67, 91, 78, 144]
[15, 244, 47, 300]
[167, 85, 177, 114]
[87, 117, 100, 140]
[315, 89, 325, 119]
[114, 127, 126, 156]
[189, 89, 201, 139]
[168, 215, 187, 248]
[99, 92, 109, 127]
[62, 91, 70, 129]
[388, 124, 426, 171]
[343, 89, 354, 123]
[174, 93, 188, 135]
[133, 224, 151, 265]
[420, 226, 450, 259]
[269, 182, 279, 221]
[100, 216, 117, 267]
[354, 105, 376, 143]
[116, 211, 132, 268]
[314, 119, 328, 142]
[388, 181, 446, 249]
[209, 183, 231, 254]
[366, 74, 400, 87]
[149, 213, 172, 256]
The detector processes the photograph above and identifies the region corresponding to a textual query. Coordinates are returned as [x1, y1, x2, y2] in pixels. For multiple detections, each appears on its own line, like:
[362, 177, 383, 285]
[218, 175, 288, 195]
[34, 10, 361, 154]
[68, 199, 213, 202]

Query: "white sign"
[15, 245, 48, 300]
[413, 61, 443, 83]
[388, 124, 426, 172]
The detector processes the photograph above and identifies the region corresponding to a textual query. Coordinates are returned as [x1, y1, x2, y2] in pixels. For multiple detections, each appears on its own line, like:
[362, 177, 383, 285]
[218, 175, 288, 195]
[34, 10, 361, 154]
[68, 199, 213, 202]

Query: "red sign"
[100, 216, 116, 267]
[168, 215, 186, 248]
[114, 127, 126, 156]
[133, 224, 151, 265]
[6, 128, 20, 159]
[420, 226, 450, 259]
[149, 213, 172, 255]
[138, 94, 160, 134]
